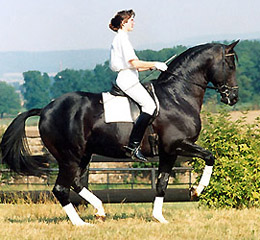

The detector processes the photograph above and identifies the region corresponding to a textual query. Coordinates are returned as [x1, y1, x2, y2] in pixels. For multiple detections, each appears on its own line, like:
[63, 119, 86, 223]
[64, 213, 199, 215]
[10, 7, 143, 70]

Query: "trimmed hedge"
[192, 110, 260, 208]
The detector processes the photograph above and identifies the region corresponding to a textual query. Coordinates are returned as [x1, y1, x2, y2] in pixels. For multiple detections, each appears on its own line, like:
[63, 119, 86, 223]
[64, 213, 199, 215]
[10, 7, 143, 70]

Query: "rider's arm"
[129, 59, 156, 71]
[129, 59, 168, 72]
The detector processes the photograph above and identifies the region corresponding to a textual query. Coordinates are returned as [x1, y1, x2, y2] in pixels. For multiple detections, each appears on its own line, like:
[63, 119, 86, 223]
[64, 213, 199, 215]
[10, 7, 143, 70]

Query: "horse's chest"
[157, 114, 201, 139]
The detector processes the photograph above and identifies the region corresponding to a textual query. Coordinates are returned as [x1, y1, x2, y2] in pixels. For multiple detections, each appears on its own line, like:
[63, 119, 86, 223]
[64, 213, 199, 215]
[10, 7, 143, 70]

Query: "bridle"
[211, 47, 239, 106]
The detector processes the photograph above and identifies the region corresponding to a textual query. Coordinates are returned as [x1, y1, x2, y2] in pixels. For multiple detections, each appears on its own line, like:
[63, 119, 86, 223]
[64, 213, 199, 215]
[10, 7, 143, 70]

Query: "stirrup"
[124, 145, 148, 163]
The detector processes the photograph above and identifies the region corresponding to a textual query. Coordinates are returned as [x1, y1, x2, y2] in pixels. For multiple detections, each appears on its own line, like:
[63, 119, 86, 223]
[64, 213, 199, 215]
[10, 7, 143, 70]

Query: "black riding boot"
[125, 112, 153, 162]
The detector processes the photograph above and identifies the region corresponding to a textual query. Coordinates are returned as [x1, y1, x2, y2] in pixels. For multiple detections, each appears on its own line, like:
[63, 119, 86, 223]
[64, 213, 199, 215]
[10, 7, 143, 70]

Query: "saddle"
[109, 82, 159, 121]
[109, 83, 159, 156]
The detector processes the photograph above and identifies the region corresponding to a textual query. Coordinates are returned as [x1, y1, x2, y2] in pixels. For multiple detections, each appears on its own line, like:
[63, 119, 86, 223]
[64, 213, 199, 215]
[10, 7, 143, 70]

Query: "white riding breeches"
[116, 69, 156, 115]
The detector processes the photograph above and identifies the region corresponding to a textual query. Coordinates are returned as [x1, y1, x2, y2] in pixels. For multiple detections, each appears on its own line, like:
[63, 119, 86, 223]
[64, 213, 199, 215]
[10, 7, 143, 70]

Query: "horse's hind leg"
[152, 152, 176, 223]
[71, 155, 106, 220]
[52, 160, 91, 226]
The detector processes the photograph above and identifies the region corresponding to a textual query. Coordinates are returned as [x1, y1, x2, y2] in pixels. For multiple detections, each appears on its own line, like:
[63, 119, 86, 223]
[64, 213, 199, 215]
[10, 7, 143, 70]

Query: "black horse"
[1, 41, 239, 225]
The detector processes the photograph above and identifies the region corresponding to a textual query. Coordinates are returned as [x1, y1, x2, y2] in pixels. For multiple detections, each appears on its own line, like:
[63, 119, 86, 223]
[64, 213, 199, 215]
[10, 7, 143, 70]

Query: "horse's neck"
[156, 70, 207, 112]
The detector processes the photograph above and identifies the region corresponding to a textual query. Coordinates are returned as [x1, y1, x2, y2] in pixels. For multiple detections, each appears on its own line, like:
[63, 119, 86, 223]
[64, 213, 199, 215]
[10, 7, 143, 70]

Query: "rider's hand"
[154, 62, 168, 71]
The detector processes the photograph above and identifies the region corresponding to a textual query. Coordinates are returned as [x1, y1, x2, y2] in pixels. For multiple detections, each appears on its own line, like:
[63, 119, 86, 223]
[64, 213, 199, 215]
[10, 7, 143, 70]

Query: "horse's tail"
[0, 108, 48, 176]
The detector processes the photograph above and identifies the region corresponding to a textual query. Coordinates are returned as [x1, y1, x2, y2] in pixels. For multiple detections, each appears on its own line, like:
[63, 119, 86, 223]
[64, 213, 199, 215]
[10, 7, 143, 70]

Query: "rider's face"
[122, 16, 135, 32]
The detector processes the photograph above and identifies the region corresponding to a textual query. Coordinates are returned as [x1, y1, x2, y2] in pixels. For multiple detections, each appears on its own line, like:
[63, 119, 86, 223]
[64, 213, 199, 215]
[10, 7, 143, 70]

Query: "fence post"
[151, 168, 156, 189]
[189, 168, 192, 189]
[106, 173, 110, 189]
[27, 176, 29, 189]
[131, 171, 135, 189]
[46, 172, 50, 186]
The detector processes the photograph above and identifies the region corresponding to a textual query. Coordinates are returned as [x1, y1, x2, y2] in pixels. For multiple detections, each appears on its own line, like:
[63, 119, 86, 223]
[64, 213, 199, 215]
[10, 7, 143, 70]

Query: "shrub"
[192, 110, 260, 208]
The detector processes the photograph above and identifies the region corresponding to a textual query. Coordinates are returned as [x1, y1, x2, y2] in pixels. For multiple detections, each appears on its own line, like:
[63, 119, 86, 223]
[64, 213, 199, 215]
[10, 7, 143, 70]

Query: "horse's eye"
[229, 64, 235, 70]
[226, 60, 235, 70]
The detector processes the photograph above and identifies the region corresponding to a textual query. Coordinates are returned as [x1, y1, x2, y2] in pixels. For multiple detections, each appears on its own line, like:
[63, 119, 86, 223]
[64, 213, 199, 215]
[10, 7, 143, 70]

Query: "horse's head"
[209, 40, 239, 106]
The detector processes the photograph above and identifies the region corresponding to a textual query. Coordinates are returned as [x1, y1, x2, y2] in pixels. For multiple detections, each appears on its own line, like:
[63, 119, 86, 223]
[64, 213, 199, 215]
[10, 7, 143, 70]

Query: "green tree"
[92, 61, 117, 92]
[51, 64, 116, 98]
[235, 40, 260, 108]
[0, 81, 21, 118]
[51, 69, 84, 98]
[23, 71, 51, 109]
[237, 75, 254, 103]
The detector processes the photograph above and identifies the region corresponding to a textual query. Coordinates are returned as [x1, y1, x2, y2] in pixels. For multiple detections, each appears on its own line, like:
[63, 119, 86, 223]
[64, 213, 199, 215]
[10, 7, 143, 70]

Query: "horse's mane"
[156, 43, 220, 84]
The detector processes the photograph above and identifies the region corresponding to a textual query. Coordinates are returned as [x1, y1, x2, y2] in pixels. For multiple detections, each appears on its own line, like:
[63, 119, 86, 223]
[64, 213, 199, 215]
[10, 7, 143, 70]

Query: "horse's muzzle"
[220, 87, 239, 106]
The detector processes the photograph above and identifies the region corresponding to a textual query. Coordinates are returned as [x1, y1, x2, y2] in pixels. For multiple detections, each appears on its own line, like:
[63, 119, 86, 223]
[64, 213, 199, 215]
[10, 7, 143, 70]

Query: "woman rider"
[109, 9, 167, 162]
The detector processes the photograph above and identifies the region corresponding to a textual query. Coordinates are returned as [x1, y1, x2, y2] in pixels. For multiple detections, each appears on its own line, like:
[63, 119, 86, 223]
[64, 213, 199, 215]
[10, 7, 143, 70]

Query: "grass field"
[1, 202, 260, 240]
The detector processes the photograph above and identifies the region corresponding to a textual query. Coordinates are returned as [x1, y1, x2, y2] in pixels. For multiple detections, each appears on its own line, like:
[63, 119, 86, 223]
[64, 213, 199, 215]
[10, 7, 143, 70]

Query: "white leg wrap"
[79, 187, 105, 216]
[152, 197, 169, 224]
[63, 203, 91, 226]
[197, 165, 213, 196]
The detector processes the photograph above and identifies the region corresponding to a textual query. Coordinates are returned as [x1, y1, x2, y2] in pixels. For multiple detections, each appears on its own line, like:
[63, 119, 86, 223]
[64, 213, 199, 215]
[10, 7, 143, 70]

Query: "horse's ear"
[226, 39, 240, 53]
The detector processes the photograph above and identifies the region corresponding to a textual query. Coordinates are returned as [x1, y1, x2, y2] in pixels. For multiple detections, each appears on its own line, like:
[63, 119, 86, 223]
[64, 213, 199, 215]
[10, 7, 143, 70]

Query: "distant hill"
[0, 49, 109, 82]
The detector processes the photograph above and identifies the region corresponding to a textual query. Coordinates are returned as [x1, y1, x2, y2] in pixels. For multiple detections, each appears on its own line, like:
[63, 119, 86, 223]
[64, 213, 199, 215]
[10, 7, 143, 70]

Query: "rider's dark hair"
[109, 9, 135, 32]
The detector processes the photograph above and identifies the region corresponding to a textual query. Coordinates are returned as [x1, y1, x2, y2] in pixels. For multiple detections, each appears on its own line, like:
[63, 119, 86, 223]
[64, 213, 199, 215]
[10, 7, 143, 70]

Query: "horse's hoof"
[152, 213, 169, 224]
[190, 186, 199, 201]
[75, 222, 93, 227]
[152, 216, 169, 224]
[95, 215, 106, 222]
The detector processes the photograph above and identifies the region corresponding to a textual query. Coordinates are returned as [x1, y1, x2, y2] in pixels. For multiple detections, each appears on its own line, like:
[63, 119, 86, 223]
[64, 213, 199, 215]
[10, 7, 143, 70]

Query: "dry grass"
[0, 202, 260, 240]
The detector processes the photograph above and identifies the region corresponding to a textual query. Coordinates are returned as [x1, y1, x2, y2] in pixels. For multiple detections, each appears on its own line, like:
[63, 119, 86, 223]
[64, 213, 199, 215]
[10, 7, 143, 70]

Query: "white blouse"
[110, 29, 138, 72]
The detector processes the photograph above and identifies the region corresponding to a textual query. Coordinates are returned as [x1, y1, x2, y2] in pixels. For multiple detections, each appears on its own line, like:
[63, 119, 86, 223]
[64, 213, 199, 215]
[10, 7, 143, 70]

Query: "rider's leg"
[124, 83, 156, 162]
[125, 112, 153, 162]
[116, 70, 156, 162]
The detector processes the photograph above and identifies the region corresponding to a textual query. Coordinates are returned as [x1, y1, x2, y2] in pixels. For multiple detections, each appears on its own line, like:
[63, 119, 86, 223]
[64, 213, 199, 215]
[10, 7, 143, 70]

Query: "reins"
[140, 54, 177, 83]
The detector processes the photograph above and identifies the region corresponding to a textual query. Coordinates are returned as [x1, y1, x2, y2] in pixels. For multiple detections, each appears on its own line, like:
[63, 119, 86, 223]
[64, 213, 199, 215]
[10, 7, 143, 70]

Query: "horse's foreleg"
[153, 172, 170, 223]
[177, 140, 215, 197]
[153, 153, 176, 223]
[195, 165, 213, 196]
[72, 167, 106, 220]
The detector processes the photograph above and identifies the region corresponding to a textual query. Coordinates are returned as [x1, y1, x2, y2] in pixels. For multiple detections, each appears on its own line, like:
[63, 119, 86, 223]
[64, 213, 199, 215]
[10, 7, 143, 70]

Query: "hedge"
[192, 110, 260, 208]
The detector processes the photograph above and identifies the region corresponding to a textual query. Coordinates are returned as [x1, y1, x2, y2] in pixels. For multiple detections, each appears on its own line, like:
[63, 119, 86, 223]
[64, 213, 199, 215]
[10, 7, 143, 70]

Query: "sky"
[0, 0, 259, 52]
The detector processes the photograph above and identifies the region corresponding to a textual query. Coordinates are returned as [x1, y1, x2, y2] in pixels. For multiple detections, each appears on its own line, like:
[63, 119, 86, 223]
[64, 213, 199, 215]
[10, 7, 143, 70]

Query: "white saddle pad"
[102, 92, 134, 123]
